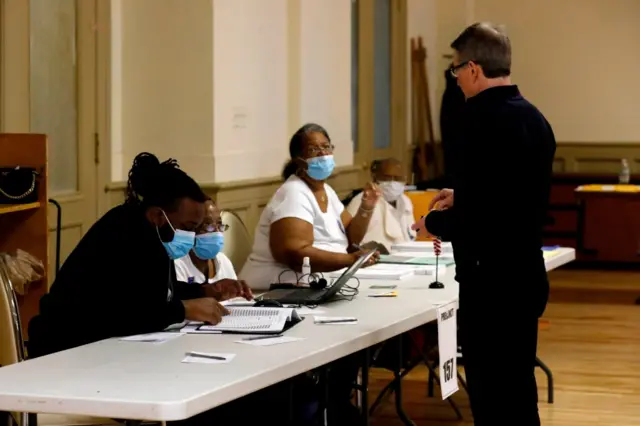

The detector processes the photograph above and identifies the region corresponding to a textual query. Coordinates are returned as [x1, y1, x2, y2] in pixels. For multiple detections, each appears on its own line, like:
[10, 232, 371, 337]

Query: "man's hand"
[205, 279, 254, 301]
[360, 182, 382, 211]
[428, 189, 454, 211]
[411, 215, 435, 239]
[183, 298, 229, 325]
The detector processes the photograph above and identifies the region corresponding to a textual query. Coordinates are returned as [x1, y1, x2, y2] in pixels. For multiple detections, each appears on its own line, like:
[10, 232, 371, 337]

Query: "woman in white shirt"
[239, 123, 381, 290]
[346, 158, 416, 251]
[175, 199, 253, 300]
[239, 123, 380, 425]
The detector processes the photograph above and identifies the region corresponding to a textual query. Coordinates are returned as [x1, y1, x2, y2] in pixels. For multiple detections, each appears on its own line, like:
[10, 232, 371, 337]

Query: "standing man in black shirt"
[414, 23, 556, 425]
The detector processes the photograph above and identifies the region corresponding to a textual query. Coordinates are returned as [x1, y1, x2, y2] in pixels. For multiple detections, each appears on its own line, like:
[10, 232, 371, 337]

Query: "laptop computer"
[258, 250, 376, 305]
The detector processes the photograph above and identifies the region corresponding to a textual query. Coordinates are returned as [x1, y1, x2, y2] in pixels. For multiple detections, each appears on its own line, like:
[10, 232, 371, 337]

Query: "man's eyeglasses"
[309, 144, 335, 156]
[449, 61, 470, 78]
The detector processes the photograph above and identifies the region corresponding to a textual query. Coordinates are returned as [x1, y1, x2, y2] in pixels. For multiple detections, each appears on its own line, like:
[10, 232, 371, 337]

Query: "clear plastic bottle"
[301, 256, 311, 284]
[619, 159, 630, 184]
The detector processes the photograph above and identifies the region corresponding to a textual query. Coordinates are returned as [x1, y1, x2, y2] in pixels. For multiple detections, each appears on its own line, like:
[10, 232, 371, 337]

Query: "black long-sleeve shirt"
[426, 85, 556, 316]
[28, 204, 204, 357]
[440, 66, 467, 184]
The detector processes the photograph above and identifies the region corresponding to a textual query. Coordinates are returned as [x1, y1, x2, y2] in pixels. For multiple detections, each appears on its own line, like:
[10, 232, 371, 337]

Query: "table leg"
[1, 411, 12, 426]
[360, 348, 370, 426]
[288, 379, 295, 426]
[322, 367, 329, 426]
[394, 337, 415, 426]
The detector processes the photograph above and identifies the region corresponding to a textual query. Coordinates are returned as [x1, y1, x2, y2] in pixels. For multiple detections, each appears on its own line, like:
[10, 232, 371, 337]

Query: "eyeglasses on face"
[449, 61, 470, 78]
[198, 223, 230, 234]
[308, 144, 335, 156]
[213, 223, 229, 233]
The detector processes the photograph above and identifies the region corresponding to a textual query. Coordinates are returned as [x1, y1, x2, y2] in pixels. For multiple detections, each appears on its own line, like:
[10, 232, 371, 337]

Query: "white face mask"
[378, 181, 405, 203]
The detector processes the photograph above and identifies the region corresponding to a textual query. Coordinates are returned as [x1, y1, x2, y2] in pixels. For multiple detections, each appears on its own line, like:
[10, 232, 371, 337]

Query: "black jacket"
[426, 85, 556, 315]
[28, 204, 204, 357]
[439, 66, 466, 184]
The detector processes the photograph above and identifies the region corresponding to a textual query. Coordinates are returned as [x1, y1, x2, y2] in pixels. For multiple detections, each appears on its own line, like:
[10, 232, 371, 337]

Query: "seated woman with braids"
[28, 153, 250, 358]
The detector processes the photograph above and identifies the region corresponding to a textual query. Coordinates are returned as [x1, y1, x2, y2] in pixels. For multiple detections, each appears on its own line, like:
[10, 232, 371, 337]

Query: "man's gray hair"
[451, 22, 511, 78]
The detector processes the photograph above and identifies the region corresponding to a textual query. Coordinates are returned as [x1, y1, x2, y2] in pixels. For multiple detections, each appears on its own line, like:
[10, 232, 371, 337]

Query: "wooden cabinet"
[544, 174, 640, 265]
[575, 189, 640, 264]
[0, 134, 48, 336]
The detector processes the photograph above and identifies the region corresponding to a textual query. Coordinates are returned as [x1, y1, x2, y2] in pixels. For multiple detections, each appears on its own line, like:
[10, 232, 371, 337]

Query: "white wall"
[110, 0, 353, 183]
[114, 0, 215, 182]
[212, 0, 289, 182]
[298, 0, 353, 168]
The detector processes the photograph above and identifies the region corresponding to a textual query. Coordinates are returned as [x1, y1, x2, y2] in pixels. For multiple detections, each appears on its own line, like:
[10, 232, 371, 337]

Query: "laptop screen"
[324, 250, 376, 299]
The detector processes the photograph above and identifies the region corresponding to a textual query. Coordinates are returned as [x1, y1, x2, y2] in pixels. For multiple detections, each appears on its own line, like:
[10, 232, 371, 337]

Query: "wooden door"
[28, 0, 101, 280]
[352, 0, 407, 185]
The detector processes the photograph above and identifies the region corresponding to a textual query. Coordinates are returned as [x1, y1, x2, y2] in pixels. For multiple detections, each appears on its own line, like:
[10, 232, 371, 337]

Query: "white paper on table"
[326, 268, 414, 280]
[313, 316, 358, 325]
[181, 352, 236, 364]
[391, 241, 453, 253]
[119, 332, 182, 344]
[367, 263, 447, 276]
[285, 306, 326, 316]
[221, 298, 256, 307]
[436, 302, 459, 399]
[235, 336, 306, 346]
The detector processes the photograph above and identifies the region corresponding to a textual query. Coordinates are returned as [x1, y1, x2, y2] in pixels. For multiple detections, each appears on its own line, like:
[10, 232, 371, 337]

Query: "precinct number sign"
[437, 301, 459, 399]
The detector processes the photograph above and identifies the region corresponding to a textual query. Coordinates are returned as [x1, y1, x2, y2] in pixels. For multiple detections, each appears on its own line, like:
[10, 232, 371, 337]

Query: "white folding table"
[0, 248, 575, 422]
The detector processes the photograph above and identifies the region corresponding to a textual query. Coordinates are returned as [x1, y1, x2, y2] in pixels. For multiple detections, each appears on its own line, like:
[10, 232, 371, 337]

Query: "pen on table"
[185, 352, 227, 361]
[242, 334, 283, 341]
[315, 319, 357, 324]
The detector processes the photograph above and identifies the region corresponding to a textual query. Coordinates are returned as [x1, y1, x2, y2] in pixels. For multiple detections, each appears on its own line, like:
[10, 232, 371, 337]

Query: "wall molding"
[554, 141, 640, 174]
[104, 142, 640, 238]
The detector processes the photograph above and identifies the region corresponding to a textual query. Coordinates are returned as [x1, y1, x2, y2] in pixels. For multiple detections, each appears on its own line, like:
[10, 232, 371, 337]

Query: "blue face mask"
[193, 232, 224, 260]
[158, 211, 195, 260]
[306, 155, 335, 181]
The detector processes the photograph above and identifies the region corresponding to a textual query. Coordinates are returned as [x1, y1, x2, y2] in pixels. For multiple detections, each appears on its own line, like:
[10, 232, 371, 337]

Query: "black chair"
[48, 199, 62, 277]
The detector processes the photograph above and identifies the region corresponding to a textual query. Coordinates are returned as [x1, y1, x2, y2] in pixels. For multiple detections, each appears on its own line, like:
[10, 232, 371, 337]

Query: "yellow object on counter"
[576, 184, 640, 193]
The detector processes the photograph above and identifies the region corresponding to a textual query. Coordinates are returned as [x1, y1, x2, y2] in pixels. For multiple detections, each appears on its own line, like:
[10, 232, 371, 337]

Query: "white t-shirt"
[174, 252, 237, 284]
[239, 175, 349, 290]
[346, 191, 416, 251]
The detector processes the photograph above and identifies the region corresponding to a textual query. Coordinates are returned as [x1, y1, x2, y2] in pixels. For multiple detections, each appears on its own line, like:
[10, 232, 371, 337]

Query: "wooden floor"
[368, 269, 640, 425]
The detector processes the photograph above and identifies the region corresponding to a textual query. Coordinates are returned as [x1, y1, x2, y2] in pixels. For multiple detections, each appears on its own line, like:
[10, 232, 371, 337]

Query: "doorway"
[352, 0, 408, 185]
[27, 0, 103, 279]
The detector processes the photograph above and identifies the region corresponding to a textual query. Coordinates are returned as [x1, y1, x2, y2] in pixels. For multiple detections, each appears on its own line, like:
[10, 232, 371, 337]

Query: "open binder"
[179, 307, 303, 335]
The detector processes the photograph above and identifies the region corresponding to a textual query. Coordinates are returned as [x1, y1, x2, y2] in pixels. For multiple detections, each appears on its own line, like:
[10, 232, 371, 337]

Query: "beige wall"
[111, 0, 215, 182]
[408, 0, 640, 146]
[474, 0, 640, 143]
[110, 0, 353, 184]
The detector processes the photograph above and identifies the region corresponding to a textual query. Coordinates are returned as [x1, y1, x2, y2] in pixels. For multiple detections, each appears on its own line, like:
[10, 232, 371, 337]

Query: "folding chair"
[0, 257, 119, 426]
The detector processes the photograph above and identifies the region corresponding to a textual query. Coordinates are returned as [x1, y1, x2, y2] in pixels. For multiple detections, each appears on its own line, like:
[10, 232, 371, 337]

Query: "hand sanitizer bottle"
[619, 159, 630, 184]
[301, 257, 311, 285]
